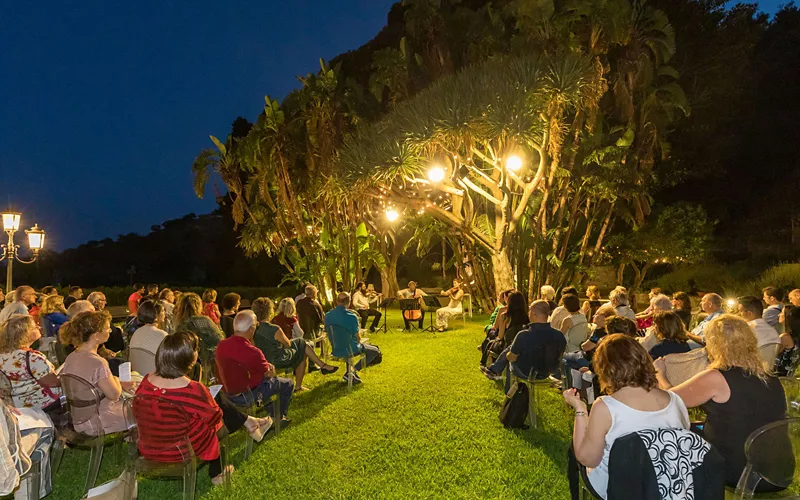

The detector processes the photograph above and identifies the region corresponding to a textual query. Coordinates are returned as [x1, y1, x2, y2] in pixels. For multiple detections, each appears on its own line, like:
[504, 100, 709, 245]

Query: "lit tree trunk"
[380, 256, 400, 298]
[490, 248, 515, 294]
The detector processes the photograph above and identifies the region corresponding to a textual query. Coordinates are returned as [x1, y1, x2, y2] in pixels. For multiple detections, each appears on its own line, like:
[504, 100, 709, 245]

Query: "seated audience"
[40, 286, 57, 297]
[324, 293, 383, 385]
[436, 279, 464, 332]
[565, 334, 690, 499]
[559, 295, 589, 353]
[648, 311, 691, 361]
[635, 287, 662, 319]
[296, 285, 325, 340]
[219, 292, 241, 338]
[789, 289, 800, 307]
[686, 293, 723, 345]
[130, 300, 168, 357]
[352, 281, 382, 332]
[671, 291, 693, 330]
[202, 289, 221, 325]
[637, 294, 674, 351]
[762, 286, 785, 328]
[0, 286, 35, 323]
[250, 298, 338, 391]
[775, 306, 799, 375]
[86, 291, 126, 352]
[60, 311, 133, 434]
[737, 295, 780, 348]
[135, 330, 272, 486]
[39, 294, 69, 338]
[273, 298, 304, 340]
[581, 285, 603, 320]
[158, 288, 176, 333]
[0, 315, 62, 414]
[550, 287, 578, 330]
[540, 285, 558, 313]
[481, 291, 527, 366]
[63, 286, 83, 309]
[608, 288, 636, 320]
[654, 314, 786, 489]
[482, 300, 566, 381]
[142, 283, 159, 303]
[0, 399, 54, 499]
[485, 289, 513, 334]
[215, 311, 294, 424]
[175, 292, 224, 356]
[127, 283, 145, 320]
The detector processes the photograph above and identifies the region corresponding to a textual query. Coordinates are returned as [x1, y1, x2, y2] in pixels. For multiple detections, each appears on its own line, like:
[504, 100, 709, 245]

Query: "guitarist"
[397, 281, 427, 330]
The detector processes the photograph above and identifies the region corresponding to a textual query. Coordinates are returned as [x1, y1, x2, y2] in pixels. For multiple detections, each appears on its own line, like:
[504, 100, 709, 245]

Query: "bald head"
[14, 286, 36, 306]
[529, 300, 551, 323]
[337, 292, 351, 306]
[67, 300, 95, 318]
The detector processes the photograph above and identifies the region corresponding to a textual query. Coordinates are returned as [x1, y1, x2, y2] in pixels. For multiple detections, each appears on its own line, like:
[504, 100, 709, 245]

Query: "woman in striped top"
[134, 330, 272, 485]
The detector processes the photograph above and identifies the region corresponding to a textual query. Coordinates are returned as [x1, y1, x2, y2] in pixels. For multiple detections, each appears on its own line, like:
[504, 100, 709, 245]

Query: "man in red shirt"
[215, 310, 294, 424]
[127, 283, 145, 317]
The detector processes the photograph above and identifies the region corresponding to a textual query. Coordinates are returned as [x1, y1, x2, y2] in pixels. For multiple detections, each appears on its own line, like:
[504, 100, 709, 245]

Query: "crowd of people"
[479, 283, 799, 498]
[0, 281, 384, 496]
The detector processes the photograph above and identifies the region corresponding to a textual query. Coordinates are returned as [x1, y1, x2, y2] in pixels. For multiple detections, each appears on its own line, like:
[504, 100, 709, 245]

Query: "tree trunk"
[380, 255, 400, 297]
[490, 248, 515, 293]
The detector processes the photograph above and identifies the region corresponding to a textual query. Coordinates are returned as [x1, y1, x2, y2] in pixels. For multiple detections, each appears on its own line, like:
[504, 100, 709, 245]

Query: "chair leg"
[84, 437, 104, 496]
[531, 383, 539, 429]
[50, 435, 65, 473]
[184, 460, 196, 500]
[347, 360, 354, 390]
[273, 396, 281, 436]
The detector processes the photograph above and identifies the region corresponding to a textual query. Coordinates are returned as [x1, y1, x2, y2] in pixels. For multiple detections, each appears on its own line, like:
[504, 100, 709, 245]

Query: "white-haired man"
[0, 286, 35, 323]
[215, 310, 294, 425]
[540, 285, 557, 313]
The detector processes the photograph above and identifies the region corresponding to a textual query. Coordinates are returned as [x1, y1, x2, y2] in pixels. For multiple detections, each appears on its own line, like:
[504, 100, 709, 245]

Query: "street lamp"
[1, 211, 46, 293]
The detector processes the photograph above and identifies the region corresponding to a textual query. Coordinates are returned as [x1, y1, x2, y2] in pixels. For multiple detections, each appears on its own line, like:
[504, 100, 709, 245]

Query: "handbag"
[498, 381, 529, 428]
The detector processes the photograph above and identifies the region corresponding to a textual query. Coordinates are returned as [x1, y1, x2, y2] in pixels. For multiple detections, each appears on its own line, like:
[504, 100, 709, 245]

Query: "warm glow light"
[26, 224, 45, 251]
[427, 165, 446, 183]
[386, 208, 399, 222]
[506, 155, 523, 172]
[727, 299, 736, 308]
[2, 212, 20, 232]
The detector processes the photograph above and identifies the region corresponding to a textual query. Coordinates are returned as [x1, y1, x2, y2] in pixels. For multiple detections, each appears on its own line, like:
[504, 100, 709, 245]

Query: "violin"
[402, 289, 424, 321]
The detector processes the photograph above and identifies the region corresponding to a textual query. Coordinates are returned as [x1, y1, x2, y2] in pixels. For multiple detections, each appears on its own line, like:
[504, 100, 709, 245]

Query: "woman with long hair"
[497, 291, 529, 347]
[581, 286, 603, 320]
[175, 293, 223, 356]
[654, 314, 786, 489]
[201, 289, 221, 326]
[648, 311, 691, 361]
[671, 291, 693, 330]
[565, 334, 689, 498]
[251, 298, 338, 392]
[40, 294, 69, 338]
[775, 306, 799, 375]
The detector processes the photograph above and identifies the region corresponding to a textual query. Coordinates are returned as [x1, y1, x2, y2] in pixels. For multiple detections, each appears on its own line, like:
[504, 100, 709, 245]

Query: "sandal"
[294, 386, 311, 393]
[244, 416, 272, 442]
[319, 364, 339, 375]
[211, 465, 234, 486]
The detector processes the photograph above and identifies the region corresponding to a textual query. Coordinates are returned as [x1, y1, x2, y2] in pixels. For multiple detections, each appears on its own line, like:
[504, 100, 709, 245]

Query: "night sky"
[0, 0, 784, 251]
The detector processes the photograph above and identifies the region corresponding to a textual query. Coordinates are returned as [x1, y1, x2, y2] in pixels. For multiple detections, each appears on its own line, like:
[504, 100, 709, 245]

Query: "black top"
[675, 309, 692, 330]
[648, 340, 691, 361]
[587, 300, 602, 318]
[547, 300, 558, 313]
[220, 314, 235, 338]
[702, 367, 786, 487]
[63, 296, 77, 309]
[296, 297, 324, 338]
[510, 322, 566, 378]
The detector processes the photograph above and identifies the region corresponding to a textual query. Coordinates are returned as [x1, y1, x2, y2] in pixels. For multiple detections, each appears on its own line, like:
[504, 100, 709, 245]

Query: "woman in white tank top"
[563, 334, 690, 499]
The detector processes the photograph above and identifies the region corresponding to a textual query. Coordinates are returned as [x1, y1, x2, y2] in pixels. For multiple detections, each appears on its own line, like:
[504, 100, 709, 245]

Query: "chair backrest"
[326, 323, 357, 358]
[759, 343, 782, 366]
[663, 348, 710, 387]
[737, 417, 798, 496]
[780, 377, 800, 418]
[538, 341, 565, 378]
[60, 373, 104, 435]
[565, 318, 590, 352]
[129, 347, 157, 377]
[214, 356, 258, 397]
[123, 394, 195, 463]
[0, 370, 13, 406]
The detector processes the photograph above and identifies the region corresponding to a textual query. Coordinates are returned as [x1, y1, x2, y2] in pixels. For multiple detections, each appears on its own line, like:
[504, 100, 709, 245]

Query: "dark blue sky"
[0, 1, 784, 250]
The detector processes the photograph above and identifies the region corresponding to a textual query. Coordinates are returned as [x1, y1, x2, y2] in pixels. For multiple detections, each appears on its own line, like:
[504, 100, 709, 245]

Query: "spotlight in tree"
[386, 208, 399, 222]
[506, 155, 523, 172]
[427, 165, 446, 183]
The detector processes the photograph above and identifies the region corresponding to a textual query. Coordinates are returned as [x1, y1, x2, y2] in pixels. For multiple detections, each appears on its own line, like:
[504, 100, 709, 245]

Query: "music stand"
[399, 299, 422, 331]
[422, 296, 440, 333]
[377, 297, 395, 334]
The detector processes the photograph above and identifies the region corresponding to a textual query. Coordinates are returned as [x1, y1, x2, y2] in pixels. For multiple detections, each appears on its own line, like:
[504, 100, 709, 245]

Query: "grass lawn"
[47, 311, 573, 499]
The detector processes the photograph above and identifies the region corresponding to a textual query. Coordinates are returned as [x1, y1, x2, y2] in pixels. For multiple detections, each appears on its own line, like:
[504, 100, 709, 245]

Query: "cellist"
[397, 281, 427, 331]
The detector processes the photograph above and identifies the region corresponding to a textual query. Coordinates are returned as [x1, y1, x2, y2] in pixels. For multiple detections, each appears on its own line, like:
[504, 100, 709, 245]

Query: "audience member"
[130, 301, 168, 358]
[219, 292, 241, 338]
[637, 294, 675, 351]
[789, 289, 800, 307]
[0, 399, 54, 498]
[565, 334, 689, 499]
[540, 285, 558, 313]
[775, 306, 800, 375]
[436, 279, 464, 332]
[481, 291, 528, 366]
[296, 285, 325, 340]
[654, 314, 786, 489]
[0, 288, 4, 305]
[0, 286, 35, 323]
[215, 310, 294, 424]
[737, 295, 780, 348]
[273, 298, 304, 340]
[648, 311, 691, 361]
[324, 293, 382, 384]
[671, 291, 693, 330]
[141, 283, 159, 303]
[486, 289, 513, 334]
[59, 311, 132, 434]
[159, 288, 176, 333]
[635, 287, 662, 319]
[175, 293, 224, 356]
[127, 283, 145, 318]
[202, 289, 221, 325]
[134, 330, 272, 486]
[562, 312, 637, 381]
[40, 286, 57, 297]
[608, 288, 636, 320]
[28, 293, 42, 323]
[352, 281, 383, 332]
[39, 294, 69, 338]
[559, 295, 590, 353]
[294, 282, 308, 304]
[581, 286, 602, 320]
[251, 298, 338, 391]
[482, 300, 566, 381]
[86, 292, 125, 352]
[62, 286, 83, 309]
[762, 286, 785, 328]
[549, 286, 578, 330]
[686, 293, 723, 345]
[0, 315, 62, 414]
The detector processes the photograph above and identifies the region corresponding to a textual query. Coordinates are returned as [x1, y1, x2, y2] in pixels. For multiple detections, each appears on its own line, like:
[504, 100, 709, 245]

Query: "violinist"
[397, 281, 427, 330]
[436, 279, 464, 332]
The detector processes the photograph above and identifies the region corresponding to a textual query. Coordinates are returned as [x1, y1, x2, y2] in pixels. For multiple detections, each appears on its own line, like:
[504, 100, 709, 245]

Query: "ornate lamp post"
[1, 211, 46, 293]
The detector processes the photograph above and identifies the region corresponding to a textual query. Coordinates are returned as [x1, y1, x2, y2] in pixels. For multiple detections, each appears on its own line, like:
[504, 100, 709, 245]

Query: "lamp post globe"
[1, 211, 45, 293]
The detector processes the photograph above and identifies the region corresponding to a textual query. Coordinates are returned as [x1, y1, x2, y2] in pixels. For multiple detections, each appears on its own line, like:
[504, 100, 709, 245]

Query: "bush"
[741, 263, 800, 296]
[651, 262, 800, 298]
[77, 285, 296, 306]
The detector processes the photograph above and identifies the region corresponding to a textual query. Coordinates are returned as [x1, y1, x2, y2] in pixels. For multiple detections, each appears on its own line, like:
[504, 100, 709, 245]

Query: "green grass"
[48, 312, 573, 499]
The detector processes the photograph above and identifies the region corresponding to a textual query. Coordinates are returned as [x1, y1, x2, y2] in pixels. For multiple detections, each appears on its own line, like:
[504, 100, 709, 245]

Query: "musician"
[437, 279, 465, 332]
[352, 281, 382, 333]
[397, 281, 427, 330]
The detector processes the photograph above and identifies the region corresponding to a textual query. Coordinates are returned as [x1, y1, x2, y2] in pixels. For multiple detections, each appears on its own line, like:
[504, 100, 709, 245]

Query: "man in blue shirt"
[687, 293, 723, 346]
[482, 300, 566, 381]
[324, 292, 382, 384]
[762, 286, 785, 328]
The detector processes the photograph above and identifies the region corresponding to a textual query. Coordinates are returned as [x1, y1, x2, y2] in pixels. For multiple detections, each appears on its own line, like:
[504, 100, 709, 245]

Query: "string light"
[427, 165, 446, 183]
[386, 208, 399, 222]
[506, 155, 523, 172]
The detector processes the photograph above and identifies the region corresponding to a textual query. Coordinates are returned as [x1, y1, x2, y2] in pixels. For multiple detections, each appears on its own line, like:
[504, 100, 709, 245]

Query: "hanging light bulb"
[427, 165, 446, 183]
[506, 155, 523, 172]
[386, 208, 399, 222]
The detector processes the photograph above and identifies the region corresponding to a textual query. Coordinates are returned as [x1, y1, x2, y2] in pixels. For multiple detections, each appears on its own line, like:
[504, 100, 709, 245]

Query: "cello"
[402, 288, 424, 322]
